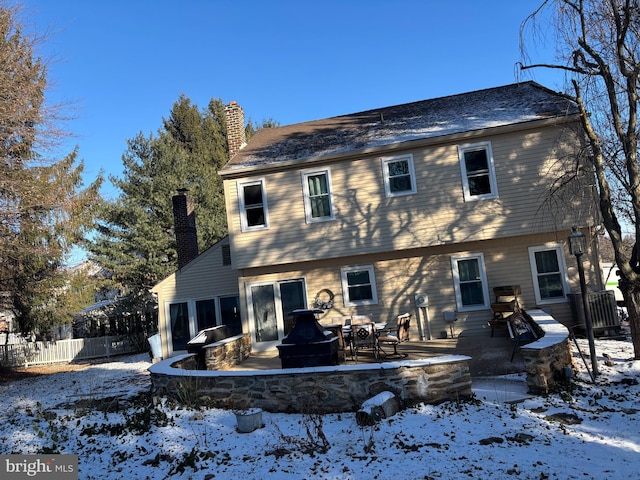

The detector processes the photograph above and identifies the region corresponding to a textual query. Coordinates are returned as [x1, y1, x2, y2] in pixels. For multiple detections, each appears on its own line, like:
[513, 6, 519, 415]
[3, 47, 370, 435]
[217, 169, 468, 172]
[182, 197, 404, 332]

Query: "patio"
[229, 332, 525, 377]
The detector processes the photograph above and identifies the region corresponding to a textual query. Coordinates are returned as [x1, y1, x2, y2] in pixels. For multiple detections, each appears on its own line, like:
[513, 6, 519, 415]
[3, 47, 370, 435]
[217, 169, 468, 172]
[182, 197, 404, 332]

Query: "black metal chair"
[377, 314, 411, 359]
[350, 322, 379, 362]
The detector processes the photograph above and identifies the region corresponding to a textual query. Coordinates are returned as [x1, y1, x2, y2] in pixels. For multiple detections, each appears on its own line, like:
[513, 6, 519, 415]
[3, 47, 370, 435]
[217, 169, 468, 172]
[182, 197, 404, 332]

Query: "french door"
[246, 279, 306, 351]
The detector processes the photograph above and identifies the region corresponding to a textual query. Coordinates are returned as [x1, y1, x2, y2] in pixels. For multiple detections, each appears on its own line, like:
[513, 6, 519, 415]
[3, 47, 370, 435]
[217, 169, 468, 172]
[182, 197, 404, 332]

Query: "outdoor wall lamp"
[568, 226, 599, 378]
[568, 225, 587, 256]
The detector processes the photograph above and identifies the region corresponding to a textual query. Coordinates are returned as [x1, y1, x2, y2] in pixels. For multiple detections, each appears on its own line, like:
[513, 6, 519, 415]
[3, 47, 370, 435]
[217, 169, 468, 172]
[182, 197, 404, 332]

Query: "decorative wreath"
[313, 289, 335, 310]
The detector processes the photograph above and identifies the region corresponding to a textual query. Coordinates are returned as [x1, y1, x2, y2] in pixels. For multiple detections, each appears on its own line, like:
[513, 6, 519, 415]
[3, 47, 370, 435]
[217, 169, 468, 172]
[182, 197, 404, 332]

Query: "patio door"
[247, 279, 306, 351]
[169, 302, 190, 353]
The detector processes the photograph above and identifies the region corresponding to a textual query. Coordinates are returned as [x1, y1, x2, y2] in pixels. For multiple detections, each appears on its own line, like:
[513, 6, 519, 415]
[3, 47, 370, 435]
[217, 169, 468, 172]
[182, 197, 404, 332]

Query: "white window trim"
[458, 141, 498, 201]
[164, 298, 196, 356]
[381, 153, 417, 197]
[237, 178, 269, 232]
[341, 265, 379, 307]
[244, 277, 308, 351]
[301, 168, 335, 223]
[528, 244, 570, 305]
[165, 293, 240, 355]
[450, 253, 490, 312]
[194, 295, 219, 328]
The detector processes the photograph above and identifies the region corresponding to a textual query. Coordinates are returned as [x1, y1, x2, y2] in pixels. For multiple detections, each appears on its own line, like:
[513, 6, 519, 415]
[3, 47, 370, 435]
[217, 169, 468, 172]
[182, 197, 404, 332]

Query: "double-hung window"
[302, 169, 334, 222]
[528, 244, 569, 304]
[341, 265, 378, 306]
[458, 141, 498, 201]
[382, 154, 417, 197]
[451, 253, 490, 311]
[238, 179, 268, 231]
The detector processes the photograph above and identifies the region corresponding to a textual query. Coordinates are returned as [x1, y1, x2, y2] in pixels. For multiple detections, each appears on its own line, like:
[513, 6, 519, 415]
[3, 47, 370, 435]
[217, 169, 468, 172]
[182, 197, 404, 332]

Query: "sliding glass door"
[246, 279, 306, 351]
[250, 284, 279, 345]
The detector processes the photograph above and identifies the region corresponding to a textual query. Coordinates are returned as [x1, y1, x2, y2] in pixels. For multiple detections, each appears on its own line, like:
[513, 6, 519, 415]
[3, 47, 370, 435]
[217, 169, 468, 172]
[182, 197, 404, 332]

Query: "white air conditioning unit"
[414, 293, 429, 308]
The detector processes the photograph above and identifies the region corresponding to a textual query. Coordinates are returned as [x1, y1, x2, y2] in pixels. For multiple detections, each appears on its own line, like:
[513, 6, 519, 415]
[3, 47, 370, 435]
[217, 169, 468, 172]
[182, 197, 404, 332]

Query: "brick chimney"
[224, 101, 246, 158]
[172, 189, 199, 269]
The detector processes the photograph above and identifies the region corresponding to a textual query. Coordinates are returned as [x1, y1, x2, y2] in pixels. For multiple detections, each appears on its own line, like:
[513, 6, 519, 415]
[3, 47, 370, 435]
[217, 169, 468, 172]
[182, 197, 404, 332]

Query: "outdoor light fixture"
[567, 226, 599, 378]
[568, 226, 587, 256]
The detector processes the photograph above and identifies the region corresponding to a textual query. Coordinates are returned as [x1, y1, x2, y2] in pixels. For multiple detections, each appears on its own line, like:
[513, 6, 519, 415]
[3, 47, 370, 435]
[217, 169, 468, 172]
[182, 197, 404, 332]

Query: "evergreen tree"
[0, 3, 102, 335]
[89, 97, 231, 328]
[245, 116, 280, 139]
[162, 96, 229, 247]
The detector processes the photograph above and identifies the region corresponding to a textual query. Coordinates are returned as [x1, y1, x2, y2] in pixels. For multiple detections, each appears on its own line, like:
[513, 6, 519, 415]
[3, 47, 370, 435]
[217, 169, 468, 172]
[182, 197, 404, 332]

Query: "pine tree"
[89, 96, 231, 328]
[0, 3, 102, 335]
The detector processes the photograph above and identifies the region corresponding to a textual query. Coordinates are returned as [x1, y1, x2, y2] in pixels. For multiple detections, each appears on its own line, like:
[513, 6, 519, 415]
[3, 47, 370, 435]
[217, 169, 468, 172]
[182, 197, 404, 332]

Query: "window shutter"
[222, 244, 231, 266]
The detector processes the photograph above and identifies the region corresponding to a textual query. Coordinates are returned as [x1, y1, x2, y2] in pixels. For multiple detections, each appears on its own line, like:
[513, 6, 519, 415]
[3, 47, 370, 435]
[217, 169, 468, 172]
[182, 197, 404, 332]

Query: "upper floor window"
[451, 253, 490, 311]
[528, 244, 569, 304]
[302, 169, 334, 223]
[458, 141, 498, 201]
[238, 179, 268, 232]
[382, 154, 417, 197]
[341, 265, 378, 306]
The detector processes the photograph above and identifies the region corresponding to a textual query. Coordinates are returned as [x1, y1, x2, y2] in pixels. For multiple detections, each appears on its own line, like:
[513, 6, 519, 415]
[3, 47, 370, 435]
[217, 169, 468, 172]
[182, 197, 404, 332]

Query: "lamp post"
[568, 226, 599, 378]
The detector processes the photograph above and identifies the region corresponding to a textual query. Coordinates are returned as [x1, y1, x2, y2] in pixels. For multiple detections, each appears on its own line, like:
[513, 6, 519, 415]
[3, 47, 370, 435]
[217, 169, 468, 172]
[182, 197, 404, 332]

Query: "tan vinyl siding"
[239, 230, 596, 339]
[152, 240, 240, 358]
[226, 123, 593, 270]
[154, 244, 239, 302]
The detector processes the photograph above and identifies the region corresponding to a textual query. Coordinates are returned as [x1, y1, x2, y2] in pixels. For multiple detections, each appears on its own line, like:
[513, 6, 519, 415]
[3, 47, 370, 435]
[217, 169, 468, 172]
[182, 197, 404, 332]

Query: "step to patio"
[471, 375, 533, 404]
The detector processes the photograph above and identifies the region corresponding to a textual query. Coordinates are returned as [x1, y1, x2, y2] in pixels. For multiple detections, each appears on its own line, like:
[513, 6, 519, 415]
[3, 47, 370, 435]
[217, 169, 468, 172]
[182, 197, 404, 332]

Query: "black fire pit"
[277, 309, 339, 369]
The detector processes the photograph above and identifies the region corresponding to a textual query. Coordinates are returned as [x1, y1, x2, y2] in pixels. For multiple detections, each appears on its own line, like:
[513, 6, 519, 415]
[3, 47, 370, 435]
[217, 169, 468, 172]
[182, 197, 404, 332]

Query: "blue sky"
[21, 0, 560, 261]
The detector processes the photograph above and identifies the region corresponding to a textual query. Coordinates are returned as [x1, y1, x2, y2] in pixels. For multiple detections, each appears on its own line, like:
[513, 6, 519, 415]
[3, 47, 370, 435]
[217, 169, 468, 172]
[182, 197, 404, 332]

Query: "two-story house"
[153, 81, 602, 358]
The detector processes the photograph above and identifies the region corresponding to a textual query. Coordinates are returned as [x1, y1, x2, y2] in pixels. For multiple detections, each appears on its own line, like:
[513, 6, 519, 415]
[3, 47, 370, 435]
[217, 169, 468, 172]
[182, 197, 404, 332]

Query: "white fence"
[0, 335, 143, 367]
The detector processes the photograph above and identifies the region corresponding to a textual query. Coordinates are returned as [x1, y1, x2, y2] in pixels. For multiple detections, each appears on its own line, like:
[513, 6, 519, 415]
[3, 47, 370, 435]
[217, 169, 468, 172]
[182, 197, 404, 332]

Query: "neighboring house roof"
[66, 260, 104, 277]
[220, 81, 578, 173]
[75, 299, 118, 317]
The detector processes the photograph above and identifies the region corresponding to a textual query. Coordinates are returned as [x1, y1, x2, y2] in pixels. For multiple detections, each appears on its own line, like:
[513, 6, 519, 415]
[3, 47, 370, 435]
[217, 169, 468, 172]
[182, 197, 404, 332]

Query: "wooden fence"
[0, 335, 144, 367]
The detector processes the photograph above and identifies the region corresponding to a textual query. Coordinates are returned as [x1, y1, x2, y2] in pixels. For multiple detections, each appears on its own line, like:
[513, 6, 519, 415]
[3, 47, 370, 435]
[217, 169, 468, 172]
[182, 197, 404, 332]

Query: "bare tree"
[520, 0, 640, 357]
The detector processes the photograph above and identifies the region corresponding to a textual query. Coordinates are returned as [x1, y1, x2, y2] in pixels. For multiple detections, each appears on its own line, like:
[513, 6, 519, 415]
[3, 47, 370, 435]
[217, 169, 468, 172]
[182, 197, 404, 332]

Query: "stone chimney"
[224, 101, 246, 158]
[172, 189, 199, 269]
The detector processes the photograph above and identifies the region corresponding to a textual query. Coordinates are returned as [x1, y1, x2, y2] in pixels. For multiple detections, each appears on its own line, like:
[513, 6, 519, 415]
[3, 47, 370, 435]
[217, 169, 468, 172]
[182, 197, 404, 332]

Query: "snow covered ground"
[0, 337, 638, 479]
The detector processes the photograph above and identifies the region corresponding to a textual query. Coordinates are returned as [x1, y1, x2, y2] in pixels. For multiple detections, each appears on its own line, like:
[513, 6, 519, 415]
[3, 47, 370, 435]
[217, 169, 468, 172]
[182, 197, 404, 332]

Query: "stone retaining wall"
[520, 309, 573, 394]
[203, 334, 251, 370]
[149, 309, 572, 410]
[149, 354, 472, 413]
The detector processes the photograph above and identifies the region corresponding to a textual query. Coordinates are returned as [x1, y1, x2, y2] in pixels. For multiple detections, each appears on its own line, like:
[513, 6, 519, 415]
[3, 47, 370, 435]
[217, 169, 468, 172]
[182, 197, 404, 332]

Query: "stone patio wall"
[149, 308, 573, 410]
[203, 334, 251, 370]
[149, 354, 472, 413]
[520, 309, 573, 394]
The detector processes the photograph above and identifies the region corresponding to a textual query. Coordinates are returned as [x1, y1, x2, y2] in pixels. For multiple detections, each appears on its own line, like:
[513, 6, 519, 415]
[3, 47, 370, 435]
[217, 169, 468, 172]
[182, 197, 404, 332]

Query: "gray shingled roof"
[221, 81, 578, 173]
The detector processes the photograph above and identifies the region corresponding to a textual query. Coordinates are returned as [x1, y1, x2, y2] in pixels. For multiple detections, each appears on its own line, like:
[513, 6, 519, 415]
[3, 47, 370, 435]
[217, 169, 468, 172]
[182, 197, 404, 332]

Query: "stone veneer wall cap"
[148, 353, 471, 377]
[201, 334, 246, 350]
[522, 309, 570, 350]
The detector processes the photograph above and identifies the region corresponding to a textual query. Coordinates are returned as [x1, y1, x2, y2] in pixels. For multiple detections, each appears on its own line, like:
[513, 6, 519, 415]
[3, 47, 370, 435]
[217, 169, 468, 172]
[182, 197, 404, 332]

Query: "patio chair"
[349, 322, 379, 362]
[325, 316, 352, 357]
[377, 313, 411, 359]
[330, 316, 352, 327]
